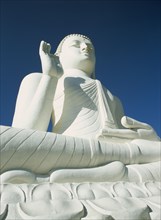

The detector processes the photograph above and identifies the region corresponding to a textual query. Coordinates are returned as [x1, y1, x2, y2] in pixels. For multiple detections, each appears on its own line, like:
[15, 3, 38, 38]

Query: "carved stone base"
[1, 126, 160, 219]
[1, 182, 160, 220]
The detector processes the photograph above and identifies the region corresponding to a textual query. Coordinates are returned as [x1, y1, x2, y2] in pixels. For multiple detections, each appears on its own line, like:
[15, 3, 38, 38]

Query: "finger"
[39, 41, 48, 55]
[102, 127, 139, 139]
[121, 116, 152, 130]
[47, 43, 51, 54]
[43, 41, 48, 53]
[39, 40, 45, 55]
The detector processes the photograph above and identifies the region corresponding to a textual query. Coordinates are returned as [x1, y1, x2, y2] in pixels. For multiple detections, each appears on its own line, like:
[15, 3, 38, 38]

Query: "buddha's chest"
[53, 77, 101, 129]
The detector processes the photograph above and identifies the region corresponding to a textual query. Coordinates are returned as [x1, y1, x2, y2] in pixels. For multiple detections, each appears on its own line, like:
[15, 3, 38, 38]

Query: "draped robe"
[1, 71, 160, 181]
[52, 72, 124, 138]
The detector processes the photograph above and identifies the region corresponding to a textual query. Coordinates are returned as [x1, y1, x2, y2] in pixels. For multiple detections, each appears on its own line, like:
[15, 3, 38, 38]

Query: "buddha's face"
[59, 35, 96, 76]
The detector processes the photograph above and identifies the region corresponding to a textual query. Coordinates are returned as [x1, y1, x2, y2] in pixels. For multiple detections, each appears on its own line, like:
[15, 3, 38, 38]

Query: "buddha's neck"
[63, 68, 91, 78]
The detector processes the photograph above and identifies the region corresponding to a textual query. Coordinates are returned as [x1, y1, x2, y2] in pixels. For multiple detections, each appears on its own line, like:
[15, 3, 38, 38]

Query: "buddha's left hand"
[100, 116, 160, 141]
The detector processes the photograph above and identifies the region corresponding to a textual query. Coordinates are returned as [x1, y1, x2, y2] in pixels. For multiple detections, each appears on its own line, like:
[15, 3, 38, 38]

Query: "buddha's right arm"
[12, 72, 58, 131]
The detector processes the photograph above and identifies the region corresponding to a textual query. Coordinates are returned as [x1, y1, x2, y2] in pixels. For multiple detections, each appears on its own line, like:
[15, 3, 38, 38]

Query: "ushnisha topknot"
[55, 34, 92, 55]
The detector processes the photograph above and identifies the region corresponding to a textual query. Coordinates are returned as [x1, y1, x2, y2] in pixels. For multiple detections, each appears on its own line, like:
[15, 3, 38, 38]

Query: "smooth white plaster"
[0, 34, 160, 219]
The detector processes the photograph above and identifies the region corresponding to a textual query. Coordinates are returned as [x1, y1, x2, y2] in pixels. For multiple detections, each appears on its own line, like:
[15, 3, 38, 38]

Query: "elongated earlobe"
[91, 72, 96, 79]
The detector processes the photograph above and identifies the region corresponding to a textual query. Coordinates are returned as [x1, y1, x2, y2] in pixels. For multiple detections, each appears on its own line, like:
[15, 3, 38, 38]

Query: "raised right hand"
[39, 41, 62, 78]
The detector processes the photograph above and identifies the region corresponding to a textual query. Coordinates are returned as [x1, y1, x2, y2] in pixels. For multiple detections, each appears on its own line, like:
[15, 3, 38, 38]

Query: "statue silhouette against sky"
[12, 34, 159, 142]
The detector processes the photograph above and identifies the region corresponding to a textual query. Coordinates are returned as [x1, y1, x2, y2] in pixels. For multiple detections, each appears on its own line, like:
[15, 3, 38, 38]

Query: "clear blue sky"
[1, 0, 160, 136]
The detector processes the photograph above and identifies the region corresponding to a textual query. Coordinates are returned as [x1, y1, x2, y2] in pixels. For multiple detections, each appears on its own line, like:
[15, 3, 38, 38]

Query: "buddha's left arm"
[99, 87, 160, 141]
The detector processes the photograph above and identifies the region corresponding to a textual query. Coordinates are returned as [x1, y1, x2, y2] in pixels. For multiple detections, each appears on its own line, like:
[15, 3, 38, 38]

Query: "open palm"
[39, 41, 61, 77]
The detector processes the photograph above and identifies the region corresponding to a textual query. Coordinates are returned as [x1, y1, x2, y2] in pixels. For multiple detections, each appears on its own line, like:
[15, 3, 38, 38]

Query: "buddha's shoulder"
[95, 80, 114, 97]
[95, 80, 122, 106]
[22, 72, 42, 81]
[19, 73, 42, 90]
[20, 72, 42, 85]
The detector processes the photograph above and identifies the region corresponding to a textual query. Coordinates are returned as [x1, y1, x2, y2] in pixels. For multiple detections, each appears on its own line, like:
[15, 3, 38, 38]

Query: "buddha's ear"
[57, 51, 63, 64]
[91, 72, 96, 79]
[54, 53, 63, 73]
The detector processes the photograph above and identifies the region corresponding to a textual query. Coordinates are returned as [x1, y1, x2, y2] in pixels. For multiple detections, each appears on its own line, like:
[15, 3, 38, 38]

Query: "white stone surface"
[0, 34, 160, 219]
[0, 181, 160, 219]
[12, 34, 159, 141]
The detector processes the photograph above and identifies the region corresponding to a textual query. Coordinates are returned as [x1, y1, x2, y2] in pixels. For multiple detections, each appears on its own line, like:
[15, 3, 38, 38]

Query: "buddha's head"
[55, 34, 96, 78]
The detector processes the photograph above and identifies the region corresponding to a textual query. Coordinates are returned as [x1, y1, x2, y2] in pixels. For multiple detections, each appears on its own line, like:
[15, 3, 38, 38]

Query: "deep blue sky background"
[1, 0, 160, 136]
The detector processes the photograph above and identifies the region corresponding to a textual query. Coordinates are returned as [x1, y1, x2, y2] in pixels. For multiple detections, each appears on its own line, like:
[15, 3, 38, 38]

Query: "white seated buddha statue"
[0, 34, 160, 182]
[1, 34, 161, 220]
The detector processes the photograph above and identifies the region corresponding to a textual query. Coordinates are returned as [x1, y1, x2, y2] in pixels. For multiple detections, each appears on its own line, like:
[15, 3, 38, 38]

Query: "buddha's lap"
[0, 125, 160, 175]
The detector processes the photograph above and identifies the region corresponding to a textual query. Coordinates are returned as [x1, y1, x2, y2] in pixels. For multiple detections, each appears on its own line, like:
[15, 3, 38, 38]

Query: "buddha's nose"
[80, 42, 88, 51]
